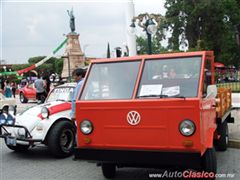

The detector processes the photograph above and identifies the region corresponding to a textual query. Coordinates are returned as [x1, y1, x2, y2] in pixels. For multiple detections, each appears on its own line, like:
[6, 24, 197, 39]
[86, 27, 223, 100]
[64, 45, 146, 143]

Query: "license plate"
[6, 136, 16, 146]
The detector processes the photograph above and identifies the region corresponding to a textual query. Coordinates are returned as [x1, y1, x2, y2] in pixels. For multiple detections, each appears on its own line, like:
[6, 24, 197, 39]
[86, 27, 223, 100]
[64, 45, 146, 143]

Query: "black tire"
[47, 121, 75, 158]
[215, 120, 229, 151]
[20, 92, 28, 103]
[5, 139, 29, 152]
[2, 106, 8, 113]
[102, 163, 116, 179]
[201, 148, 217, 179]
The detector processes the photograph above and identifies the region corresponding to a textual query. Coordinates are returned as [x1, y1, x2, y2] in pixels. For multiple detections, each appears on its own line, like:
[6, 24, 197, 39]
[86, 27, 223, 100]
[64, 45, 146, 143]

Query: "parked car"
[74, 51, 234, 179]
[19, 83, 37, 103]
[0, 83, 76, 158]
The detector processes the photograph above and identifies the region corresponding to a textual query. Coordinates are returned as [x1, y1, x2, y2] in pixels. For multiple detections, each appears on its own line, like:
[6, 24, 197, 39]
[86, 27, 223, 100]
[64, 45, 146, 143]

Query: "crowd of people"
[34, 75, 51, 103]
[0, 80, 17, 98]
[0, 74, 51, 101]
[0, 68, 87, 121]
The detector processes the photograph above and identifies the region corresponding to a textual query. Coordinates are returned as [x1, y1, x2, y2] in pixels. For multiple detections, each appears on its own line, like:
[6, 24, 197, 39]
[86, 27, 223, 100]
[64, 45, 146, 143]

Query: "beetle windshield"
[46, 87, 74, 102]
[81, 61, 141, 100]
[137, 56, 202, 98]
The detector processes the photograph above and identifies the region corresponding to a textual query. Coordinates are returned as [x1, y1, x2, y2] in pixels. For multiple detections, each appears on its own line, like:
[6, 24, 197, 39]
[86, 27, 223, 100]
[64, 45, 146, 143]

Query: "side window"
[203, 60, 212, 96]
[28, 83, 34, 88]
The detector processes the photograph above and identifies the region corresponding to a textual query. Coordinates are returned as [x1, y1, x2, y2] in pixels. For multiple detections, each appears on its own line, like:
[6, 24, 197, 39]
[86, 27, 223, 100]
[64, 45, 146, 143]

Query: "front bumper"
[0, 124, 42, 145]
[74, 148, 201, 169]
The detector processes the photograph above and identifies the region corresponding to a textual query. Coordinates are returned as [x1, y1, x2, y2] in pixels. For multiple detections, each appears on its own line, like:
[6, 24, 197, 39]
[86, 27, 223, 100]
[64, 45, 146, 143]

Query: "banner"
[0, 38, 68, 76]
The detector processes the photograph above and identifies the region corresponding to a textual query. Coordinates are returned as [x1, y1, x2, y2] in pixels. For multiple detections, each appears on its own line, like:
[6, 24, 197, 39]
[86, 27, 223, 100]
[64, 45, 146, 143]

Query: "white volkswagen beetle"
[0, 83, 76, 158]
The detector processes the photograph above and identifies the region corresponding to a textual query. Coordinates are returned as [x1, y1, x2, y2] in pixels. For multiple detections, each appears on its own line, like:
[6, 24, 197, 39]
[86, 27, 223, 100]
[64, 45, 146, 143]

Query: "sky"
[1, 0, 166, 64]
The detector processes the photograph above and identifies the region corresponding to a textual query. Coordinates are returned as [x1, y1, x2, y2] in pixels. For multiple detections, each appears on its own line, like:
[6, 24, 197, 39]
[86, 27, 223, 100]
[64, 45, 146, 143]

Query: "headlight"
[8, 105, 16, 116]
[0, 113, 7, 125]
[80, 120, 93, 135]
[179, 120, 196, 136]
[6, 114, 15, 125]
[41, 107, 49, 119]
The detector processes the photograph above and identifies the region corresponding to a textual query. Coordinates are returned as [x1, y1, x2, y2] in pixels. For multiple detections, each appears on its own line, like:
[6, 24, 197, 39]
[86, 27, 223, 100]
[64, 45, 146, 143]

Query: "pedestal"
[61, 33, 85, 79]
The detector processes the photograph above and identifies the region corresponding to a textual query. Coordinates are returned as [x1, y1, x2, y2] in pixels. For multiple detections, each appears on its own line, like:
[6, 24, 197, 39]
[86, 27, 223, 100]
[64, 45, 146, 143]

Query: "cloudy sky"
[1, 0, 166, 64]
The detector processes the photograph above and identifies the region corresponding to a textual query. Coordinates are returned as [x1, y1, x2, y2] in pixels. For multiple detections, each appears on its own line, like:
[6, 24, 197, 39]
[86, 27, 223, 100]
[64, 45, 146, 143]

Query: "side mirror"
[206, 85, 217, 98]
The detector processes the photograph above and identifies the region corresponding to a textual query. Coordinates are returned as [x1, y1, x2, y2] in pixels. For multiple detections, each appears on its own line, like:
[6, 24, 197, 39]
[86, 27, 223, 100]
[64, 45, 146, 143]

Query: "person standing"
[34, 75, 46, 104]
[11, 81, 17, 98]
[43, 75, 51, 97]
[70, 68, 87, 123]
[4, 80, 12, 98]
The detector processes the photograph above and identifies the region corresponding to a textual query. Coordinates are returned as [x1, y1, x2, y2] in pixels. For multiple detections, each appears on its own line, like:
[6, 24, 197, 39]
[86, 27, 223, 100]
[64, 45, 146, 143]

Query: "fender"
[205, 127, 216, 149]
[1, 104, 9, 110]
[30, 110, 72, 141]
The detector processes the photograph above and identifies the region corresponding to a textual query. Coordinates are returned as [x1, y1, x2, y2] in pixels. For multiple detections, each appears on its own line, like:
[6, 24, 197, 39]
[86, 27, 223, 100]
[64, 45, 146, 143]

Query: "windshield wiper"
[138, 94, 169, 98]
[170, 95, 186, 100]
[56, 99, 66, 101]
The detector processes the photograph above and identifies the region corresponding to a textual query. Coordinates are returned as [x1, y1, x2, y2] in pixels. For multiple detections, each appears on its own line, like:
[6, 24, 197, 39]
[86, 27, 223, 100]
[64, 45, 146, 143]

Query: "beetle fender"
[30, 112, 71, 141]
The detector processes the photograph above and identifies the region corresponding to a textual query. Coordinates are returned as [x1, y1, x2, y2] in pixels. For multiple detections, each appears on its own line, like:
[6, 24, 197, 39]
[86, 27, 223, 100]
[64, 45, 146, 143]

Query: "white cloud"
[1, 0, 166, 64]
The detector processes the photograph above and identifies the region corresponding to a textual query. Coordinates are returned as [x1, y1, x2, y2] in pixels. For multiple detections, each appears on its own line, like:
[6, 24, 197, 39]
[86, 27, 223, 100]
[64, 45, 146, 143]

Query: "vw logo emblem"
[127, 111, 141, 126]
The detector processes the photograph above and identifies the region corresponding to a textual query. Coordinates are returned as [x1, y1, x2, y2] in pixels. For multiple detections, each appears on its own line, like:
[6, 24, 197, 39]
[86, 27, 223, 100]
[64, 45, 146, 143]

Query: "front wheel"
[47, 121, 75, 158]
[215, 120, 229, 151]
[20, 93, 28, 103]
[201, 148, 217, 179]
[102, 163, 116, 179]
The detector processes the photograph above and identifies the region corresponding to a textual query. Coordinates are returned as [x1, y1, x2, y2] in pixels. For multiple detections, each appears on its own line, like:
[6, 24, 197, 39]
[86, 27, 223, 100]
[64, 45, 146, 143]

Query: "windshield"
[81, 61, 141, 100]
[46, 87, 74, 102]
[137, 56, 202, 98]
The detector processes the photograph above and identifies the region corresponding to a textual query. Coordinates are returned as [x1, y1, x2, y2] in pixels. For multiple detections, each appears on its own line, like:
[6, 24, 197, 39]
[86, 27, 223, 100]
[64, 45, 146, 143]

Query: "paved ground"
[228, 93, 240, 148]
[229, 110, 240, 141]
[0, 141, 240, 180]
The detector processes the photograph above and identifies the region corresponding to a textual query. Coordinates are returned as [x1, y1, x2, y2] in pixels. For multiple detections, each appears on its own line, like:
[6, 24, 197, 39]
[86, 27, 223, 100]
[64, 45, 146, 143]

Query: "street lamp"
[130, 13, 164, 55]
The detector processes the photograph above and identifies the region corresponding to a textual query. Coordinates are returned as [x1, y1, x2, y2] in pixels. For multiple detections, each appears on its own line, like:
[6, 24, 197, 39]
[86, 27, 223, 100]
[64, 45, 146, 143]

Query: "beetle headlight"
[0, 113, 7, 125]
[41, 107, 49, 119]
[80, 120, 93, 135]
[6, 114, 15, 125]
[179, 120, 196, 136]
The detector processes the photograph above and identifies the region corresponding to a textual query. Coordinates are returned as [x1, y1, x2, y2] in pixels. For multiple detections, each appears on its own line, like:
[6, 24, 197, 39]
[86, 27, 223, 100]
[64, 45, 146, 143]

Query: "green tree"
[136, 36, 167, 55]
[164, 0, 240, 66]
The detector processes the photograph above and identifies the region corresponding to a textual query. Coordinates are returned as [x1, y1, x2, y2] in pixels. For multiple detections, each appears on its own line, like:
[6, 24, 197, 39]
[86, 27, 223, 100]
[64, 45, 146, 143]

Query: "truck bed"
[216, 87, 232, 118]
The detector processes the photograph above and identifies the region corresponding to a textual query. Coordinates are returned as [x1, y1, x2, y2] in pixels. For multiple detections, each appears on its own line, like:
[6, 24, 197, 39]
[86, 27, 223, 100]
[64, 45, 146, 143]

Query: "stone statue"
[67, 9, 75, 32]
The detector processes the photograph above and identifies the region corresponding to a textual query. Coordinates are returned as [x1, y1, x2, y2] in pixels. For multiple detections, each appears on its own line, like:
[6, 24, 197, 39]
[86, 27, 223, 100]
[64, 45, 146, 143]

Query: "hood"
[15, 101, 71, 132]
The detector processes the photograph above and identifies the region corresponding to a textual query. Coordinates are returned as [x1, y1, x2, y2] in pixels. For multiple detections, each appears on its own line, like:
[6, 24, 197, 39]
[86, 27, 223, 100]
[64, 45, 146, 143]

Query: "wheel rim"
[60, 129, 74, 153]
[20, 93, 24, 102]
[226, 125, 229, 145]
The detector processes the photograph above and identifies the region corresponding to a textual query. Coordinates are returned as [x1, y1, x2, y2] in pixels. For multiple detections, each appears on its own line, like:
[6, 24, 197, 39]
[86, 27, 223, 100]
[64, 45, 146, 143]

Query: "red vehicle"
[74, 51, 234, 179]
[19, 83, 36, 103]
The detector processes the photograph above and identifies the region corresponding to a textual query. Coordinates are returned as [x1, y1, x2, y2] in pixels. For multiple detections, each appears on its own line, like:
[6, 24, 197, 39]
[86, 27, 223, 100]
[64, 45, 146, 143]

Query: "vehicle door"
[200, 55, 217, 148]
[26, 83, 36, 99]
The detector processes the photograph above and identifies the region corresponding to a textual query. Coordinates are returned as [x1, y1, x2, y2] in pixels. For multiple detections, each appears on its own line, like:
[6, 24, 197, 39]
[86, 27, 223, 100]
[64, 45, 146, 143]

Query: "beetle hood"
[15, 101, 71, 132]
